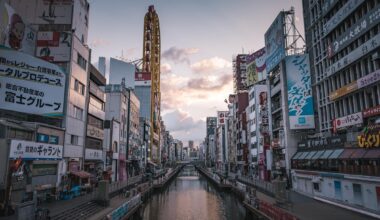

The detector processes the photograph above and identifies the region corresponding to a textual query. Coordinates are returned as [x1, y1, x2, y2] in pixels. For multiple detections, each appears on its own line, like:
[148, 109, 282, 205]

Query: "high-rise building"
[142, 5, 161, 163]
[206, 117, 217, 166]
[109, 58, 135, 88]
[188, 140, 194, 150]
[293, 0, 380, 214]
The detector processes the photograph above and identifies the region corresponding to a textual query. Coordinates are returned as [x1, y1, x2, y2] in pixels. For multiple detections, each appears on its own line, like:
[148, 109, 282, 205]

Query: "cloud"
[161, 63, 172, 74]
[160, 73, 232, 111]
[89, 38, 110, 48]
[162, 47, 199, 64]
[187, 74, 232, 91]
[191, 57, 232, 73]
[163, 109, 203, 133]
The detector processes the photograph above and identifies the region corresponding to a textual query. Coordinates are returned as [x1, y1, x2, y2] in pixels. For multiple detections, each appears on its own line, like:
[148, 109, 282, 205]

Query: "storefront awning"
[298, 152, 310, 160]
[349, 149, 367, 159]
[319, 149, 334, 159]
[312, 150, 325, 160]
[339, 149, 355, 159]
[305, 151, 317, 159]
[363, 149, 380, 159]
[328, 149, 344, 159]
[70, 171, 91, 179]
[292, 152, 303, 160]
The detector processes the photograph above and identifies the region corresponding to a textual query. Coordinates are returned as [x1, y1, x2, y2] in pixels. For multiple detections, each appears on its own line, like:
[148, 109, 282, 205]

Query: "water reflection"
[142, 165, 250, 220]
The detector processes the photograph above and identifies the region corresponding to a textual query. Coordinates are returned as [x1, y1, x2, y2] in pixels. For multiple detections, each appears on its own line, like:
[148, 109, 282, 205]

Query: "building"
[235, 92, 249, 175]
[227, 94, 237, 172]
[109, 58, 135, 88]
[84, 64, 106, 183]
[206, 117, 217, 166]
[0, 0, 91, 214]
[216, 111, 229, 173]
[127, 91, 141, 176]
[104, 84, 129, 181]
[247, 84, 270, 180]
[142, 5, 161, 164]
[139, 117, 151, 170]
[188, 140, 194, 150]
[291, 0, 380, 214]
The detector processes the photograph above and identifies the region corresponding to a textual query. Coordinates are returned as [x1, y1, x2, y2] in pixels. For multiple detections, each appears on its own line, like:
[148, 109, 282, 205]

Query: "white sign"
[0, 48, 66, 117]
[35, 0, 73, 24]
[36, 31, 71, 62]
[217, 111, 228, 126]
[334, 112, 363, 129]
[10, 139, 63, 160]
[85, 148, 103, 160]
[326, 32, 380, 77]
[357, 69, 380, 89]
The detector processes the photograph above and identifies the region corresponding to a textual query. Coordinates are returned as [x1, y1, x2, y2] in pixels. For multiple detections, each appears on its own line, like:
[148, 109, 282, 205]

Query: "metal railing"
[108, 175, 143, 194]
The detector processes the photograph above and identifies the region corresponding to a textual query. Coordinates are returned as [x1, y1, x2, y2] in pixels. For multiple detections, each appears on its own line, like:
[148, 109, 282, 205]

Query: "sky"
[87, 0, 304, 146]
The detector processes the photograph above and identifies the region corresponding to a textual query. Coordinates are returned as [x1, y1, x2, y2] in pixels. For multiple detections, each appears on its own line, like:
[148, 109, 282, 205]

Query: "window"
[77, 53, 87, 70]
[73, 105, 83, 120]
[70, 135, 79, 145]
[74, 79, 85, 95]
[313, 182, 320, 192]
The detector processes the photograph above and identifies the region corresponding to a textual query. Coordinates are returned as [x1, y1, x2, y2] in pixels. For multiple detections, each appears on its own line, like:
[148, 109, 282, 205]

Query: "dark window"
[77, 53, 87, 70]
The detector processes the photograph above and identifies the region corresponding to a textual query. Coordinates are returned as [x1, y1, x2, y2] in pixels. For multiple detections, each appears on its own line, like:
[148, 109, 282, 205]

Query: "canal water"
[141, 165, 252, 220]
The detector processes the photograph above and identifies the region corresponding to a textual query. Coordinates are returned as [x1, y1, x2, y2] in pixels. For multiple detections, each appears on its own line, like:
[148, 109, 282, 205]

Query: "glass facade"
[134, 86, 151, 120]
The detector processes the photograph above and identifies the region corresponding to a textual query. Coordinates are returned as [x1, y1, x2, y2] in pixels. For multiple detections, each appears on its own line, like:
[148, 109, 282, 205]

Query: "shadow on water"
[140, 165, 254, 220]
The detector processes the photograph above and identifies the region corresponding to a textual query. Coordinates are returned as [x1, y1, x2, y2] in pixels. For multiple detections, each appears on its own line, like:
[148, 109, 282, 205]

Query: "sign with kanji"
[85, 149, 103, 160]
[0, 47, 66, 117]
[10, 139, 63, 160]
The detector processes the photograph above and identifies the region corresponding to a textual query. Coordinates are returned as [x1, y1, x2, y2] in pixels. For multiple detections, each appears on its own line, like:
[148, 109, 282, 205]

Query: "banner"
[286, 55, 315, 129]
[0, 47, 66, 117]
[217, 111, 228, 126]
[10, 139, 63, 160]
[265, 12, 285, 72]
[334, 112, 363, 130]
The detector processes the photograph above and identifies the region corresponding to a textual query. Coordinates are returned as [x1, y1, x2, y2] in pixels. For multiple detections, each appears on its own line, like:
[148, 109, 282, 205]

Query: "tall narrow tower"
[142, 5, 161, 163]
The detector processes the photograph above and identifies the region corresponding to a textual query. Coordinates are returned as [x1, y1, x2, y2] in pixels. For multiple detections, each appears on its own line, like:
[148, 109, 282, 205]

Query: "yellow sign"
[329, 81, 358, 101]
[358, 131, 380, 148]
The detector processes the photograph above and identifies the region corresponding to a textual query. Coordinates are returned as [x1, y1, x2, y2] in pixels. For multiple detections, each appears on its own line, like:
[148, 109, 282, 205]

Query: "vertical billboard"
[0, 47, 66, 117]
[265, 12, 285, 73]
[286, 54, 315, 129]
[246, 48, 267, 87]
[217, 111, 228, 126]
[1, 2, 36, 55]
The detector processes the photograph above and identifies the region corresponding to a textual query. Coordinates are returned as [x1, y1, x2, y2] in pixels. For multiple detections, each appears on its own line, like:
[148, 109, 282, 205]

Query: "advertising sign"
[135, 72, 151, 86]
[36, 31, 71, 62]
[10, 139, 63, 160]
[357, 69, 380, 89]
[35, 0, 73, 24]
[329, 81, 358, 101]
[217, 111, 228, 126]
[85, 148, 103, 160]
[329, 5, 380, 57]
[286, 55, 315, 129]
[326, 32, 380, 77]
[334, 112, 363, 130]
[0, 48, 66, 117]
[87, 124, 104, 139]
[246, 48, 267, 86]
[358, 130, 380, 148]
[265, 12, 285, 72]
[363, 105, 380, 118]
[1, 3, 36, 55]
[323, 0, 364, 36]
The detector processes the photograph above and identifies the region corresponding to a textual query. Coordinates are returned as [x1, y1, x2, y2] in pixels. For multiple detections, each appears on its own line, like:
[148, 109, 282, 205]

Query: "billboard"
[1, 3, 36, 55]
[286, 55, 315, 129]
[35, 0, 73, 24]
[135, 71, 151, 86]
[333, 112, 363, 130]
[0, 47, 66, 117]
[217, 111, 228, 126]
[10, 139, 63, 160]
[265, 12, 285, 72]
[246, 48, 267, 86]
[36, 31, 72, 62]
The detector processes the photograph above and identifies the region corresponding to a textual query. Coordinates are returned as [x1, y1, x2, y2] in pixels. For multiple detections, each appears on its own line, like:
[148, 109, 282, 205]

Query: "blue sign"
[265, 12, 285, 72]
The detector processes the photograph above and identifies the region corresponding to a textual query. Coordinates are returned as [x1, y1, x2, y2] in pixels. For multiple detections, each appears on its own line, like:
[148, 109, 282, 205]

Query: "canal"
[141, 165, 253, 220]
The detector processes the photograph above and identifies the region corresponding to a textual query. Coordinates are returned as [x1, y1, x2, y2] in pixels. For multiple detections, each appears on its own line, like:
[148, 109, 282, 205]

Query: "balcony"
[89, 81, 105, 101]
